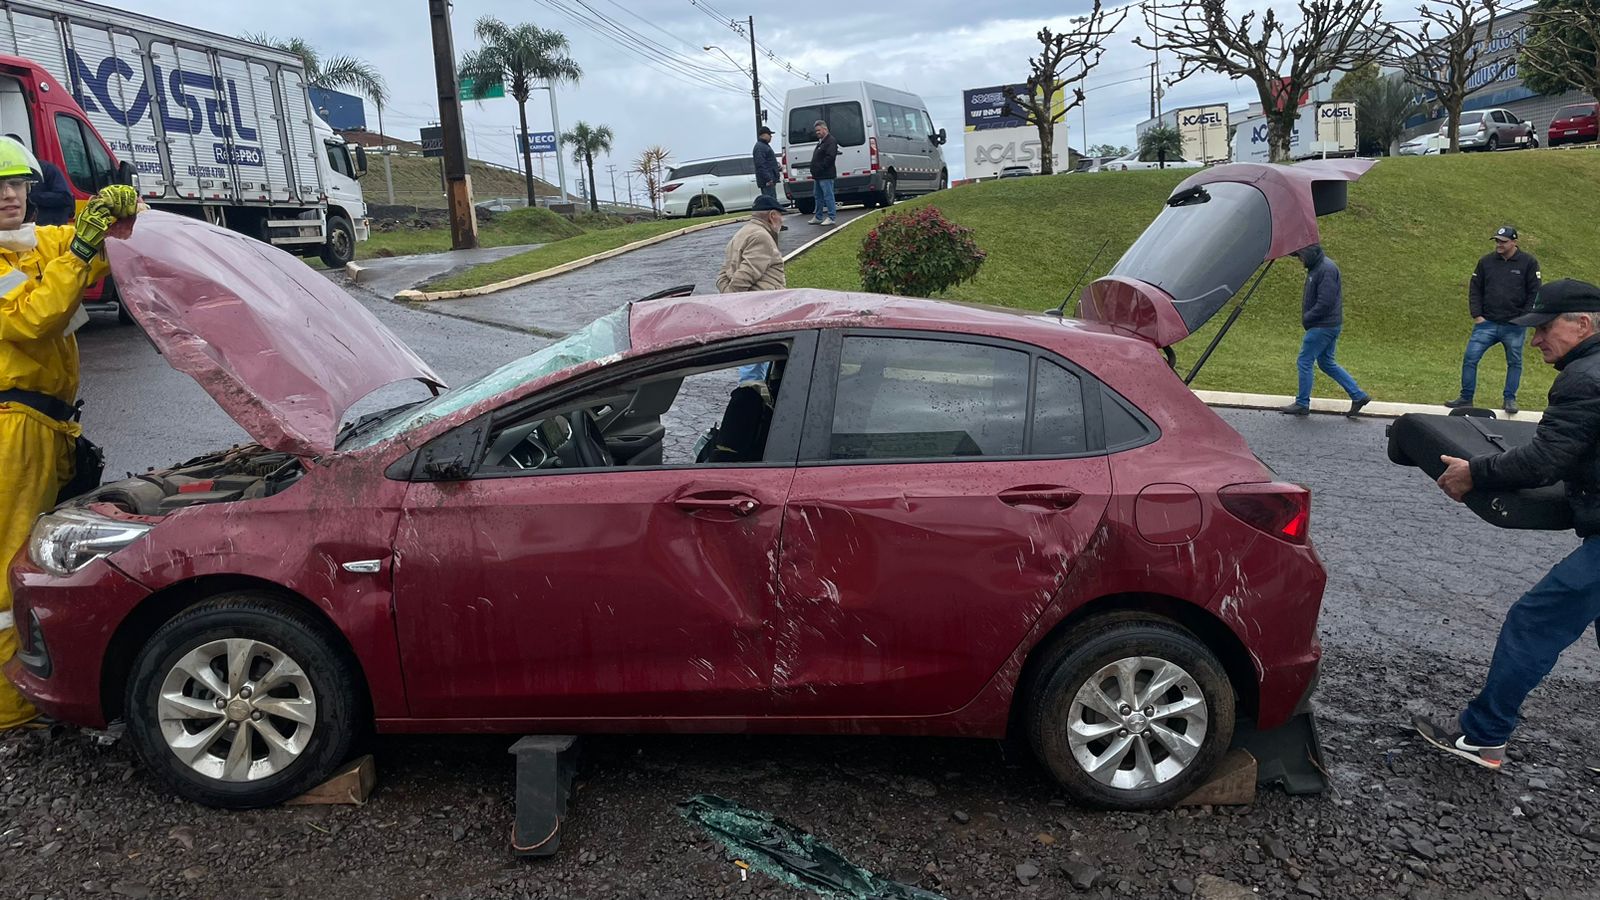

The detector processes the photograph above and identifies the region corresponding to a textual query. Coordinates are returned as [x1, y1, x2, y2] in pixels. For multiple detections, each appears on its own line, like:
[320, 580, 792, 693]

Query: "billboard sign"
[962, 83, 1067, 131]
[963, 122, 1070, 178]
[1315, 101, 1358, 152]
[518, 131, 559, 155]
[420, 125, 444, 159]
[1175, 104, 1230, 163]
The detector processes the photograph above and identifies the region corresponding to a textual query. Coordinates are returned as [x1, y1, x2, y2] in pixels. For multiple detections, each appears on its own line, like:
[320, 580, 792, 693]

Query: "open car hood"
[105, 212, 444, 457]
[1078, 159, 1375, 347]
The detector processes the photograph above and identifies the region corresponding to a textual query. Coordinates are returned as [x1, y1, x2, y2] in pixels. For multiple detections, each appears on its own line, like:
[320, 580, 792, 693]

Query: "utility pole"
[746, 16, 762, 135]
[606, 163, 618, 206]
[427, 0, 477, 248]
[624, 170, 634, 209]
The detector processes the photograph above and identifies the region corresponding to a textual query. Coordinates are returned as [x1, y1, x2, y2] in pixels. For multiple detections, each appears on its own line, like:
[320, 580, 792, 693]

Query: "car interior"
[478, 346, 790, 472]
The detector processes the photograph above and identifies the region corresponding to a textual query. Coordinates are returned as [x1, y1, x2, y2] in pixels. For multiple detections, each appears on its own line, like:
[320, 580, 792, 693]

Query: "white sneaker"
[806, 217, 823, 225]
[823, 218, 836, 226]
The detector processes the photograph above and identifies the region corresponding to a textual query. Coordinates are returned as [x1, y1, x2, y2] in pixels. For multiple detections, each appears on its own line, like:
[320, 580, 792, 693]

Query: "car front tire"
[1028, 618, 1235, 810]
[125, 593, 361, 809]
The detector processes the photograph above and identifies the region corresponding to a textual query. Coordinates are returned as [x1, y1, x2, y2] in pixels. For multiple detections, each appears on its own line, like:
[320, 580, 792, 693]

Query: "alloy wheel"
[1066, 655, 1208, 790]
[157, 638, 317, 782]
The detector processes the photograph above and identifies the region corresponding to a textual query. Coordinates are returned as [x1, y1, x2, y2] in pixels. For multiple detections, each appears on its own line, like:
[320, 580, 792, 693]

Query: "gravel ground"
[5, 249, 1599, 898]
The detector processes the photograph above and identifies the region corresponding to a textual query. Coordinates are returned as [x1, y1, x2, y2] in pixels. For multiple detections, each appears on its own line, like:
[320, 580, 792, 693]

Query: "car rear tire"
[1486, 135, 1500, 152]
[687, 196, 724, 217]
[1028, 618, 1235, 810]
[877, 175, 897, 208]
[319, 216, 355, 268]
[795, 198, 815, 216]
[125, 592, 361, 809]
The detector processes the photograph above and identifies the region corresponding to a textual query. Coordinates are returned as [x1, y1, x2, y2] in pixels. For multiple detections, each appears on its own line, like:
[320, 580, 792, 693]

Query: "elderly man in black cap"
[752, 125, 781, 202]
[1416, 278, 1600, 770]
[1447, 225, 1541, 415]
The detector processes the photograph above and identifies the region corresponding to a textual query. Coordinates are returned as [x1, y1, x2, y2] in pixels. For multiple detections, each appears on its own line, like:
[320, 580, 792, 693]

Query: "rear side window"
[1031, 361, 1087, 455]
[712, 157, 755, 177]
[668, 161, 718, 180]
[55, 113, 95, 192]
[1103, 386, 1154, 449]
[788, 102, 865, 147]
[828, 337, 1028, 460]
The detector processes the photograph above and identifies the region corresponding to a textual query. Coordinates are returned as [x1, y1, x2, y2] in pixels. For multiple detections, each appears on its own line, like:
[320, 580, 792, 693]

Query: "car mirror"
[935, 127, 947, 146]
[351, 145, 369, 176]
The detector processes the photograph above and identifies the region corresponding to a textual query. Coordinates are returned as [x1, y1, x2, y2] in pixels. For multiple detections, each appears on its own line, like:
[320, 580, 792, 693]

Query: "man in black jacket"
[807, 120, 839, 227]
[752, 126, 780, 201]
[1417, 278, 1600, 770]
[1447, 225, 1541, 415]
[1279, 244, 1371, 416]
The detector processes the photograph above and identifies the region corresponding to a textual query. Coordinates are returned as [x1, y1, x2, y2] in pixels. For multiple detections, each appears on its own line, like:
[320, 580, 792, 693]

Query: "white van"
[781, 81, 948, 215]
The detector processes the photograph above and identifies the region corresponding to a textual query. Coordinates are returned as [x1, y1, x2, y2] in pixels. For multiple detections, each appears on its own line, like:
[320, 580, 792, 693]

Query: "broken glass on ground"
[679, 794, 944, 900]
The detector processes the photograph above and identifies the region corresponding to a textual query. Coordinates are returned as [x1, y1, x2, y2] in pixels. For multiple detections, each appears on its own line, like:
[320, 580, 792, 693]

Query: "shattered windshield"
[344, 305, 631, 449]
[1107, 181, 1272, 333]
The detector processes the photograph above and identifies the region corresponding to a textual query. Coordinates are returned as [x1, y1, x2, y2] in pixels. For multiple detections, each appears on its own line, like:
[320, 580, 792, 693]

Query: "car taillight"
[869, 136, 880, 171]
[662, 183, 681, 193]
[1218, 483, 1310, 544]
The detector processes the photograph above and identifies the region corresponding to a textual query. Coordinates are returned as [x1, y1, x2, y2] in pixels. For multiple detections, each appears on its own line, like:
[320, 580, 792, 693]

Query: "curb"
[394, 217, 742, 302]
[344, 261, 368, 284]
[1193, 389, 1544, 422]
[782, 210, 872, 262]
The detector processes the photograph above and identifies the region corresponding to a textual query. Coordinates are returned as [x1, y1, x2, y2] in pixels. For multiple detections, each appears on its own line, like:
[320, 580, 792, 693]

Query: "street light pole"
[706, 41, 761, 136]
[427, 0, 477, 248]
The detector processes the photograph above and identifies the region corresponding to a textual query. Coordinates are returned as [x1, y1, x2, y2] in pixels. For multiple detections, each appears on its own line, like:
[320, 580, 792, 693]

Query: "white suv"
[662, 155, 761, 217]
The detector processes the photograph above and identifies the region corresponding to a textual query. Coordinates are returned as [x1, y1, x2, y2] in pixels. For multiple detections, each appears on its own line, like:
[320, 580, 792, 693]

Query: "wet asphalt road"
[10, 231, 1600, 899]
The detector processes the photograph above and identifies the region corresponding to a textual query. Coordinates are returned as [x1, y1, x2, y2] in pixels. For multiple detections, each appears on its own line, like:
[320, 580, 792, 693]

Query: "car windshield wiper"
[335, 401, 427, 449]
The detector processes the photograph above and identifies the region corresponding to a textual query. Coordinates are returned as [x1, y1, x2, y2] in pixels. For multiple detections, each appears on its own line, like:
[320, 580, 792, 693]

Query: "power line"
[534, 0, 753, 97]
[687, 1, 821, 85]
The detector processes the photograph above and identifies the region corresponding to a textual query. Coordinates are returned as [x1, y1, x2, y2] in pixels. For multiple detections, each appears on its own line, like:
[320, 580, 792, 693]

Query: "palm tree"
[243, 34, 389, 139]
[562, 122, 614, 212]
[458, 17, 582, 206]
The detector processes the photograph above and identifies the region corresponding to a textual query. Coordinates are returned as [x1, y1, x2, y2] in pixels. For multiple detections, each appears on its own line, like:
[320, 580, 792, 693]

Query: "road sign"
[460, 76, 505, 101]
[517, 131, 559, 155]
[420, 126, 444, 158]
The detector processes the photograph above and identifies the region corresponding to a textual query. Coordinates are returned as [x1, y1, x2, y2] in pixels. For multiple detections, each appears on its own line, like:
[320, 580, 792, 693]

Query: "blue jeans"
[813, 179, 836, 219]
[1461, 537, 1600, 745]
[759, 183, 777, 200]
[737, 362, 769, 382]
[1295, 326, 1367, 407]
[1460, 321, 1526, 403]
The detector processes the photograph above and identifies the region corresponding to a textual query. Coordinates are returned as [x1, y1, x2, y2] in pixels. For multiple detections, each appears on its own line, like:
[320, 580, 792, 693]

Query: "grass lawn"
[787, 151, 1600, 409]
[422, 212, 745, 292]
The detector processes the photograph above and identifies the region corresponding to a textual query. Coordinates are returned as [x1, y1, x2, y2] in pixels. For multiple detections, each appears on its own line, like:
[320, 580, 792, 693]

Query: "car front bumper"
[4, 557, 151, 728]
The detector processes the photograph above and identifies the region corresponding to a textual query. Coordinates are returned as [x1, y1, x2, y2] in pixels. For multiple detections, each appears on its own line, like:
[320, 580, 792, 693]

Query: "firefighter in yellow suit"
[0, 136, 139, 729]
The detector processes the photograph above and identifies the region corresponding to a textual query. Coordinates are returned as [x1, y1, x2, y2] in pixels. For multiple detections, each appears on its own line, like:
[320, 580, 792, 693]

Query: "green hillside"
[787, 152, 1600, 408]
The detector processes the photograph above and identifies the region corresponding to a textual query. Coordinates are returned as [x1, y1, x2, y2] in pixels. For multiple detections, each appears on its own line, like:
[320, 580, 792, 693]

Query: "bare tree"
[1381, 1, 1512, 153]
[1001, 4, 1127, 175]
[1139, 1, 1390, 162]
[1520, 2, 1600, 103]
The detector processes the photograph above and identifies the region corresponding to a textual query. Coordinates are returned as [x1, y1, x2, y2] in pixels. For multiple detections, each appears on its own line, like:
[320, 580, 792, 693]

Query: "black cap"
[1512, 279, 1600, 327]
[752, 194, 785, 212]
[1494, 225, 1518, 241]
[757, 125, 773, 136]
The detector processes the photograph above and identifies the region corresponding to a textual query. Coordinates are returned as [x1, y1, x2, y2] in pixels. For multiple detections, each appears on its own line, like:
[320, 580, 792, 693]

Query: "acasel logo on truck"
[1181, 112, 1223, 126]
[1320, 107, 1355, 119]
[68, 49, 265, 155]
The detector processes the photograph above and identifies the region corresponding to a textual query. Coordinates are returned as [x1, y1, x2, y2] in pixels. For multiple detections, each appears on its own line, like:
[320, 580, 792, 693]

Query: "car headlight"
[28, 509, 152, 577]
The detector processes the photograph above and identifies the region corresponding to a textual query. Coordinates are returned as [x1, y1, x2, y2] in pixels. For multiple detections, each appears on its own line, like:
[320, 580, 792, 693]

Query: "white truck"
[5, 0, 368, 266]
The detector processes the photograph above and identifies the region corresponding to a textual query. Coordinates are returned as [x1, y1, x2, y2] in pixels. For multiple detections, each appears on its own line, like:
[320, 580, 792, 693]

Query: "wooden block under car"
[285, 754, 376, 806]
[1177, 749, 1257, 806]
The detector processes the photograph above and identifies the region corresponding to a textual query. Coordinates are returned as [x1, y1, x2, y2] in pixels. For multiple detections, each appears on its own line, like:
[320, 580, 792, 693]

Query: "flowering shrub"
[857, 206, 986, 297]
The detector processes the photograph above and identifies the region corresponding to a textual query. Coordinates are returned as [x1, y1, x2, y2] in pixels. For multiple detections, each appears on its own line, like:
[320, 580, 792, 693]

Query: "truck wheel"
[1028, 619, 1234, 810]
[319, 216, 355, 268]
[124, 593, 361, 809]
[877, 175, 897, 208]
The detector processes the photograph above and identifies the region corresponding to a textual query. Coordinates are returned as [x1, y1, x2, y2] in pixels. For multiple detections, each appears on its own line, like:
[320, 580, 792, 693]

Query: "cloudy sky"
[115, 0, 1283, 196]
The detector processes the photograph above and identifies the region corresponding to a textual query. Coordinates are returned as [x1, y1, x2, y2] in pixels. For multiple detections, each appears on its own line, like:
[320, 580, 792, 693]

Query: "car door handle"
[675, 494, 760, 516]
[998, 486, 1082, 510]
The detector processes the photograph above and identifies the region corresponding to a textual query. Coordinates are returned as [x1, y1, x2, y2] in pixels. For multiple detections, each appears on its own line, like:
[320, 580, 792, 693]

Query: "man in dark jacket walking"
[807, 120, 839, 227]
[1447, 225, 1541, 414]
[1418, 279, 1600, 770]
[752, 126, 780, 201]
[1280, 244, 1371, 416]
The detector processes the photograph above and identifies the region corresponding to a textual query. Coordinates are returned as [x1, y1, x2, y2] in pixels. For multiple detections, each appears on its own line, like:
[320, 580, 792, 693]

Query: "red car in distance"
[7, 161, 1370, 811]
[1548, 101, 1599, 147]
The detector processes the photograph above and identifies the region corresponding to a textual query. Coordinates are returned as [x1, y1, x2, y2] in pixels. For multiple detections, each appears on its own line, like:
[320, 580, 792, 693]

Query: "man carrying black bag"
[1416, 278, 1600, 769]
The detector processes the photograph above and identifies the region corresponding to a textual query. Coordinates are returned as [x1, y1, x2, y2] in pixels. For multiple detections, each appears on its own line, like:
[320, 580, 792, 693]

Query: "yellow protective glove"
[68, 185, 138, 263]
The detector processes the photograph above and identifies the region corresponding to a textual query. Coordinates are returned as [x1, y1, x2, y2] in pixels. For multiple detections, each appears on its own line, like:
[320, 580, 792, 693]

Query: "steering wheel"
[574, 409, 614, 468]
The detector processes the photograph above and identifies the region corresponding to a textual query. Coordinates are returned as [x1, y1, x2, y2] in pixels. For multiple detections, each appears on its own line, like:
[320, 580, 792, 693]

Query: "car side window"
[732, 157, 756, 176]
[476, 344, 792, 474]
[55, 113, 95, 193]
[710, 159, 739, 178]
[921, 109, 936, 137]
[325, 142, 353, 179]
[827, 337, 1028, 460]
[1031, 361, 1087, 455]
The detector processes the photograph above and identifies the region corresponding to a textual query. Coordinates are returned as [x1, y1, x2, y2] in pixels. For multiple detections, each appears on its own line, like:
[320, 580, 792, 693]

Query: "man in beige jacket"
[716, 194, 786, 294]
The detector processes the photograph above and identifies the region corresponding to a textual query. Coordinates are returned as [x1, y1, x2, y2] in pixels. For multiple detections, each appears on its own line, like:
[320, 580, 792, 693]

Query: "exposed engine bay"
[72, 445, 304, 517]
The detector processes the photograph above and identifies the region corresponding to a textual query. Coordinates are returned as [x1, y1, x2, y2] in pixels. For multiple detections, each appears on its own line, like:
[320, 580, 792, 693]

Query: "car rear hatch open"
[105, 211, 444, 458]
[1076, 159, 1375, 372]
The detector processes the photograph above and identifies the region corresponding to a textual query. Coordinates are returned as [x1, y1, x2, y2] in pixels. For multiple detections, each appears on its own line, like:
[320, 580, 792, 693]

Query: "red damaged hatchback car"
[6, 161, 1367, 811]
